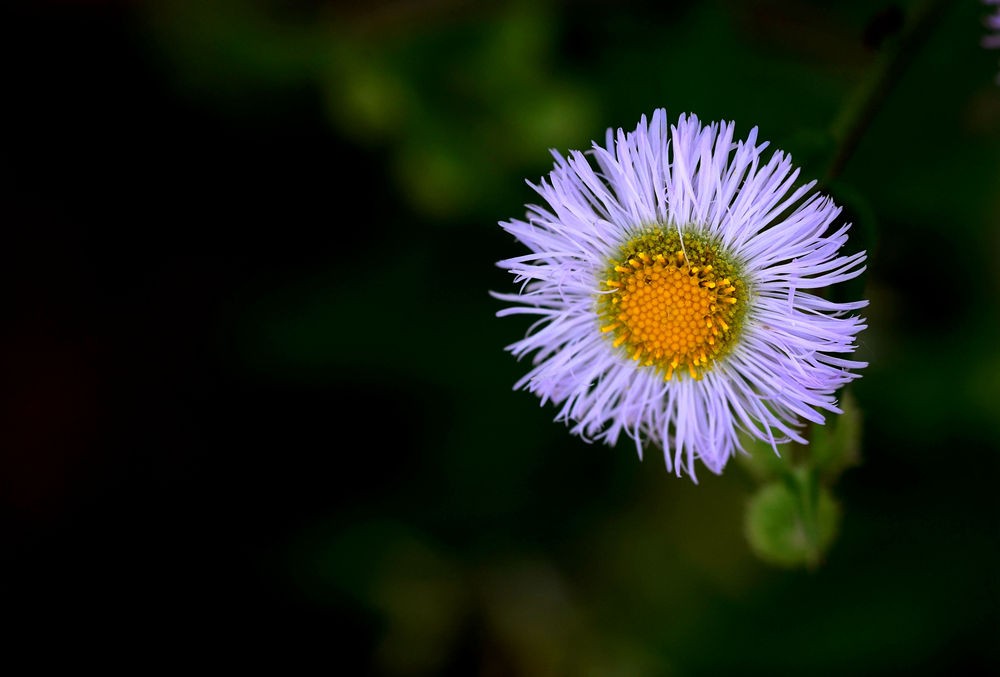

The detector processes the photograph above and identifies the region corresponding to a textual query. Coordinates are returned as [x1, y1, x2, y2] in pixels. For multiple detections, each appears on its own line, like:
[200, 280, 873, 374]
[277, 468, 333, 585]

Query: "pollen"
[598, 228, 747, 381]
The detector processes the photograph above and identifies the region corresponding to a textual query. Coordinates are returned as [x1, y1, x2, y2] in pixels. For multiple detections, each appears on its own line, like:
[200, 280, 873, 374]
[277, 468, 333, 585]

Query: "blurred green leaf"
[143, 0, 327, 94]
[290, 520, 468, 675]
[325, 47, 413, 141]
[745, 477, 840, 568]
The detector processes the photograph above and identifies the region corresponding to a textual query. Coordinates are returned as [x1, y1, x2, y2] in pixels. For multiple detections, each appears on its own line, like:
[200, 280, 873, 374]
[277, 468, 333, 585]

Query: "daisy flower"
[494, 110, 868, 479]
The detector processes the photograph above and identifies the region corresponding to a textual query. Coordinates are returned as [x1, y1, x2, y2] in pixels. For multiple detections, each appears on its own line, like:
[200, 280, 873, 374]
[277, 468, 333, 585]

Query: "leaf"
[745, 479, 840, 569]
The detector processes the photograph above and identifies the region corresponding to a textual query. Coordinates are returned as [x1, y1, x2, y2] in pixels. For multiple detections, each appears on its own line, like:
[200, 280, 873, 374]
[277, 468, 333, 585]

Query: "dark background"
[3, 0, 999, 673]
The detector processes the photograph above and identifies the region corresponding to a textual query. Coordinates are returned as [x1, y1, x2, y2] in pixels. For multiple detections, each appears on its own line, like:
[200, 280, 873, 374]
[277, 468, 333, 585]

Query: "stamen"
[597, 228, 746, 380]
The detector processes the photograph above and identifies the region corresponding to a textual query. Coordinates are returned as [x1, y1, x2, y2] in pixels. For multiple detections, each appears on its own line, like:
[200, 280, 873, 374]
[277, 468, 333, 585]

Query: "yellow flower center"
[598, 229, 746, 381]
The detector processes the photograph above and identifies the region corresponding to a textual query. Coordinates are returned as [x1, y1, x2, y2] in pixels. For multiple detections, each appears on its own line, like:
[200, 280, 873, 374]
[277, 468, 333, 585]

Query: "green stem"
[798, 466, 822, 568]
[772, 454, 821, 566]
[824, 0, 949, 183]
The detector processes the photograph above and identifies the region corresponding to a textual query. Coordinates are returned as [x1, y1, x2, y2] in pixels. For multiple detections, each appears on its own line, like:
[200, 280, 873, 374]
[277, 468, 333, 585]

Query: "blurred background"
[2, 0, 999, 673]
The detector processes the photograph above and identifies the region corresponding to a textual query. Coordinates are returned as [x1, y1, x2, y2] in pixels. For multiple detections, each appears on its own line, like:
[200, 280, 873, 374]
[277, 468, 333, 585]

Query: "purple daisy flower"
[494, 110, 868, 480]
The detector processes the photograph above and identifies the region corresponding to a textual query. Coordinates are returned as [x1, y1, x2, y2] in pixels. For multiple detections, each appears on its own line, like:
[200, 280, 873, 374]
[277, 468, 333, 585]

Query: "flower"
[494, 110, 868, 479]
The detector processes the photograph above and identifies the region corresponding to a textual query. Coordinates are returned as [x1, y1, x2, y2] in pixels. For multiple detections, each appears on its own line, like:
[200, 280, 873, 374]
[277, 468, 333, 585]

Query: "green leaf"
[745, 479, 840, 569]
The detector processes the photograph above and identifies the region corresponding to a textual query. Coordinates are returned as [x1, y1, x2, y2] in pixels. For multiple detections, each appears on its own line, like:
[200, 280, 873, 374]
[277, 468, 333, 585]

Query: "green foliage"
[737, 391, 861, 567]
[745, 474, 841, 569]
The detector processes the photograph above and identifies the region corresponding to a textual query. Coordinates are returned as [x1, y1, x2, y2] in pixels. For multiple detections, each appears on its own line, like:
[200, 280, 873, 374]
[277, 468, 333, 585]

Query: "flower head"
[494, 110, 868, 479]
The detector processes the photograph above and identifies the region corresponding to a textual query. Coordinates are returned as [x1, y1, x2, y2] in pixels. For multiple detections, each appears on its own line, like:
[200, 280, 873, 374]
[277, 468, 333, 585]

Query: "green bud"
[745, 478, 840, 568]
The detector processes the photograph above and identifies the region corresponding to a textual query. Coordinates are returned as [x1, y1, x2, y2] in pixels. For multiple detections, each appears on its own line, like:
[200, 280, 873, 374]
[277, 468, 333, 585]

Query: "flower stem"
[798, 466, 822, 568]
[824, 0, 950, 183]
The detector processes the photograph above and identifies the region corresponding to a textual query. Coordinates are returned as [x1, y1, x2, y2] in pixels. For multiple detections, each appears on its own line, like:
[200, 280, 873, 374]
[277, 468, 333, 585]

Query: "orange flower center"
[599, 230, 746, 381]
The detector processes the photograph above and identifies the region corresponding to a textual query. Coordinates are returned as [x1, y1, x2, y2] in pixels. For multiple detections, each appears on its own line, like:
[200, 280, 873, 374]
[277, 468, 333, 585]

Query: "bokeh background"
[3, 0, 999, 673]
